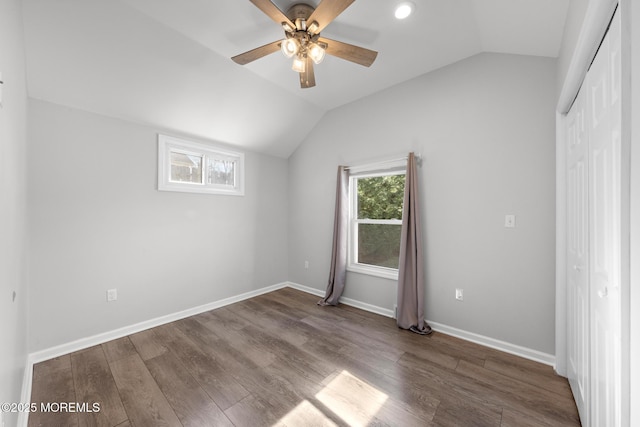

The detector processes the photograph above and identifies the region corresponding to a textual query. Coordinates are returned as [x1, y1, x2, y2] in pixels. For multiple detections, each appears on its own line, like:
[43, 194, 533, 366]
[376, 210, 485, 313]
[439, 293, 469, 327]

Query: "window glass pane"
[357, 224, 402, 268]
[170, 151, 203, 184]
[208, 158, 236, 187]
[357, 175, 405, 219]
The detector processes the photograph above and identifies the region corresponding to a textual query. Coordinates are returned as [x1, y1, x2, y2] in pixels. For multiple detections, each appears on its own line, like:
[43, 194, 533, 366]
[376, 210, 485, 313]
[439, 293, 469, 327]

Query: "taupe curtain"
[396, 153, 431, 334]
[318, 166, 349, 306]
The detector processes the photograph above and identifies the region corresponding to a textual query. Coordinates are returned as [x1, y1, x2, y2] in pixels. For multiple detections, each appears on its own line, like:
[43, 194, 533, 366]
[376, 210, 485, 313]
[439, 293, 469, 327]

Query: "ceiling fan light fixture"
[281, 38, 299, 58]
[307, 21, 320, 34]
[281, 21, 295, 33]
[232, 0, 379, 88]
[292, 55, 306, 73]
[394, 2, 414, 19]
[295, 18, 307, 31]
[308, 43, 326, 64]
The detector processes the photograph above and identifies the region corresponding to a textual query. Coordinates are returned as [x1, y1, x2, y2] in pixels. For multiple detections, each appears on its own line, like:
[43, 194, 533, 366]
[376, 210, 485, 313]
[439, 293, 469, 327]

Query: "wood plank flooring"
[27, 288, 580, 426]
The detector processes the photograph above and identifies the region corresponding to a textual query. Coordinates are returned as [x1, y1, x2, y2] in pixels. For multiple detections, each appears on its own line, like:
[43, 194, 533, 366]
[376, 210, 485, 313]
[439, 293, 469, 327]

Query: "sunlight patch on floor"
[315, 370, 389, 426]
[273, 400, 338, 427]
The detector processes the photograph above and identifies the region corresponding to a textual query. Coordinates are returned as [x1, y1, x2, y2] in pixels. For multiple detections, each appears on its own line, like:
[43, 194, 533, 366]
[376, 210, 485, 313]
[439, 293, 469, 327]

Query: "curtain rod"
[344, 153, 421, 171]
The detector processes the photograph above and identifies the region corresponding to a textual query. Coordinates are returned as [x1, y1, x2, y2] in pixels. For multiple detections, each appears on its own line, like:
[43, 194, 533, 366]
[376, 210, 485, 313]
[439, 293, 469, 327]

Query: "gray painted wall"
[27, 99, 289, 352]
[288, 53, 557, 355]
[0, 0, 29, 425]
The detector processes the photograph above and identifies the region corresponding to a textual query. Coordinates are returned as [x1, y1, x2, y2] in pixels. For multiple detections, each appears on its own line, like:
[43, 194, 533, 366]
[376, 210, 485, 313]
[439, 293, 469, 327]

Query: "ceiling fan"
[232, 0, 378, 88]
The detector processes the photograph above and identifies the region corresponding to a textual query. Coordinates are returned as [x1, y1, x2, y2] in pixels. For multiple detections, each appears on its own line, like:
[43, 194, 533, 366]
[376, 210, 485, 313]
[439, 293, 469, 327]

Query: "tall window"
[348, 164, 405, 279]
[158, 134, 244, 196]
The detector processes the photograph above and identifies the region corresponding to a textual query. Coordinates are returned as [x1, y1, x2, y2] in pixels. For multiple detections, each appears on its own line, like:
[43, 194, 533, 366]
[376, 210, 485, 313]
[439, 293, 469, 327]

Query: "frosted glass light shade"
[292, 56, 306, 72]
[281, 38, 299, 58]
[308, 44, 326, 64]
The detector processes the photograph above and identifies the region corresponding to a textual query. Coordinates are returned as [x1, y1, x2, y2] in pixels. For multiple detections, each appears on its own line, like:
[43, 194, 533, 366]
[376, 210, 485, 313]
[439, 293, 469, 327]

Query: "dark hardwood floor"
[27, 288, 580, 426]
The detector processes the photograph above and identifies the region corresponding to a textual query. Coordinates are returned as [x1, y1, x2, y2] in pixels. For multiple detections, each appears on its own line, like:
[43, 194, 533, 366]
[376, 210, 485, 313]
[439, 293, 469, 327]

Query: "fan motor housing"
[286, 3, 314, 21]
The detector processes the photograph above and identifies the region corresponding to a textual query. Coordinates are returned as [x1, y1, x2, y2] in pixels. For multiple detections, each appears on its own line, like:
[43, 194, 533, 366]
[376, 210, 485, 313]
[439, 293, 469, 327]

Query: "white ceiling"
[21, 0, 569, 157]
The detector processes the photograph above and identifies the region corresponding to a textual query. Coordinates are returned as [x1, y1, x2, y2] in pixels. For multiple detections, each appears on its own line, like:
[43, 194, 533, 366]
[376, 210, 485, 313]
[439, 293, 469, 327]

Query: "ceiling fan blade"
[300, 57, 316, 88]
[249, 0, 295, 30]
[232, 40, 282, 65]
[307, 0, 355, 33]
[307, 0, 355, 34]
[318, 37, 377, 67]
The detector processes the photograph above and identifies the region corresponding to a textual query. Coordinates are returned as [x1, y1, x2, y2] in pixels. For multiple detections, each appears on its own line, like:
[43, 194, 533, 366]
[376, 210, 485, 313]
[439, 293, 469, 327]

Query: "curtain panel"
[318, 166, 349, 306]
[396, 153, 431, 334]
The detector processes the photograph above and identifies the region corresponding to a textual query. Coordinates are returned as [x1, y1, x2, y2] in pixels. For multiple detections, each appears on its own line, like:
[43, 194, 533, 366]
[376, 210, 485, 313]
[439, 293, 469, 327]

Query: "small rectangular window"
[158, 134, 244, 195]
[348, 166, 405, 279]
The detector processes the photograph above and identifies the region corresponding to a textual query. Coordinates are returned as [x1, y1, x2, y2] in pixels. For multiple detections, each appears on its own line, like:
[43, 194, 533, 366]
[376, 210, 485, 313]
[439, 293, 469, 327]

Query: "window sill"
[347, 264, 399, 280]
[158, 183, 244, 196]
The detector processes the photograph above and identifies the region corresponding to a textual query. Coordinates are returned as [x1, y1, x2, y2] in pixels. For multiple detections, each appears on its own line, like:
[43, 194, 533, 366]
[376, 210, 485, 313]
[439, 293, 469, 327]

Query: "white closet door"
[566, 86, 589, 424]
[565, 9, 621, 426]
[588, 9, 621, 427]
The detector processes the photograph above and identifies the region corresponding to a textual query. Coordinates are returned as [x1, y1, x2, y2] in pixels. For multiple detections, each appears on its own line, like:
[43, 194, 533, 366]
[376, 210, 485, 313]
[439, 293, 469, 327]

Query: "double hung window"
[348, 162, 406, 279]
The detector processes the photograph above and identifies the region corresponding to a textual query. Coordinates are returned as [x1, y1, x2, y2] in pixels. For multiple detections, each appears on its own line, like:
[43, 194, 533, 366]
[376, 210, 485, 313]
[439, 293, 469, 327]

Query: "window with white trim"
[158, 134, 244, 196]
[348, 162, 406, 279]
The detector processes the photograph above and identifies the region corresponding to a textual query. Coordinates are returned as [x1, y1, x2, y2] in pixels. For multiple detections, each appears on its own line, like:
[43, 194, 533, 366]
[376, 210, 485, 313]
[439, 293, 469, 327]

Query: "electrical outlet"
[455, 288, 463, 301]
[107, 289, 117, 302]
[504, 214, 516, 228]
[304, 260, 309, 269]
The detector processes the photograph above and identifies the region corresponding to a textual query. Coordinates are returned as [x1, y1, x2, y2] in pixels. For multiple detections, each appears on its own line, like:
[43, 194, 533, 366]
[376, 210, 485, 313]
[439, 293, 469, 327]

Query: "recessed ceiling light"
[395, 2, 414, 20]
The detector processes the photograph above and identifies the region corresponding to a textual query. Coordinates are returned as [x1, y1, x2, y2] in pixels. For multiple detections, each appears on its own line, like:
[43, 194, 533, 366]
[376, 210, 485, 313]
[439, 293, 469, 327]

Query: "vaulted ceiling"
[21, 0, 569, 157]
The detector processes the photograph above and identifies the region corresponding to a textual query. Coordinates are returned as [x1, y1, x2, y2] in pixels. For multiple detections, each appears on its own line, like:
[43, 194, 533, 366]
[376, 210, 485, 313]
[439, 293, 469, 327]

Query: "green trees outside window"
[355, 174, 405, 269]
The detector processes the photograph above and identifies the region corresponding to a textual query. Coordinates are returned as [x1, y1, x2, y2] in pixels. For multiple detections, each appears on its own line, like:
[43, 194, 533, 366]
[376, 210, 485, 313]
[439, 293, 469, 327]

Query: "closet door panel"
[565, 10, 621, 427]
[588, 9, 621, 427]
[566, 87, 589, 424]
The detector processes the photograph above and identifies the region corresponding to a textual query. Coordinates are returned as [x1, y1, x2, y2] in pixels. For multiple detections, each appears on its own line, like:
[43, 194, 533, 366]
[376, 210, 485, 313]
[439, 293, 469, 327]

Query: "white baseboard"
[20, 282, 292, 427]
[21, 280, 555, 427]
[28, 282, 289, 365]
[426, 321, 555, 366]
[287, 281, 554, 366]
[339, 296, 395, 318]
[286, 281, 396, 318]
[286, 281, 325, 297]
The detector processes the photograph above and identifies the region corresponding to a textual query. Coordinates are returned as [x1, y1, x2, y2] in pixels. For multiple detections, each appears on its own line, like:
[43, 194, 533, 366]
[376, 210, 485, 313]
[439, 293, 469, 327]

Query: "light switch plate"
[504, 214, 516, 228]
[0, 71, 3, 108]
